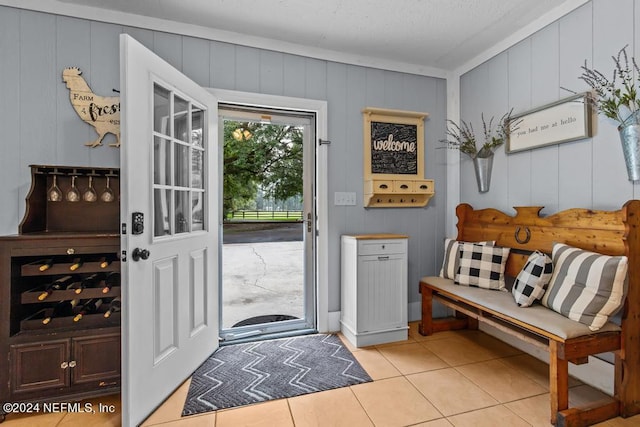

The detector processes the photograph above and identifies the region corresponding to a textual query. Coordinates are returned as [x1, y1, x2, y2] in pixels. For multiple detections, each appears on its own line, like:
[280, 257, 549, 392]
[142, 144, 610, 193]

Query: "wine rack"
[0, 165, 121, 422]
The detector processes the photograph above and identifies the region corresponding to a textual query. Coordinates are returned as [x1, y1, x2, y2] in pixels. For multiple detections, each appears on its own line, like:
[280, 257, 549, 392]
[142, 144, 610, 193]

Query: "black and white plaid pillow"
[512, 251, 553, 307]
[439, 238, 494, 279]
[454, 242, 510, 290]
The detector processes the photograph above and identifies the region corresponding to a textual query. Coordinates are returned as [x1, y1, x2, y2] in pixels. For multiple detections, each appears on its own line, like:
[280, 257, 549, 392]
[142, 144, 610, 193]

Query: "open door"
[119, 34, 219, 426]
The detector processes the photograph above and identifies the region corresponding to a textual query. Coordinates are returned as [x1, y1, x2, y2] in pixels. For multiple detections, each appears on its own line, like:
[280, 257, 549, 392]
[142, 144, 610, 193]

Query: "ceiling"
[42, 0, 581, 73]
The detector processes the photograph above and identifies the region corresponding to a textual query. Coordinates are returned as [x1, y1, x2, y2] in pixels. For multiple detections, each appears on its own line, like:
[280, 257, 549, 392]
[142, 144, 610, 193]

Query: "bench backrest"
[455, 202, 638, 278]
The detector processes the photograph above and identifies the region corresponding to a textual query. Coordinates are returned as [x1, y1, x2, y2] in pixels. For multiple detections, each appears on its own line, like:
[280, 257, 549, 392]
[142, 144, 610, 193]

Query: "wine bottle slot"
[99, 257, 111, 269]
[42, 299, 79, 325]
[73, 298, 103, 322]
[69, 258, 83, 271]
[77, 272, 104, 295]
[37, 275, 74, 301]
[102, 271, 121, 294]
[38, 259, 54, 272]
[104, 296, 121, 318]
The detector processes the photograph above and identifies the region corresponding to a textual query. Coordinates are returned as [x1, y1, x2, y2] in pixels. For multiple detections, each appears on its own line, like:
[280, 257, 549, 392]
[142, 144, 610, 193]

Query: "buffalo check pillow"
[541, 243, 628, 331]
[440, 239, 494, 279]
[512, 251, 553, 307]
[454, 242, 510, 290]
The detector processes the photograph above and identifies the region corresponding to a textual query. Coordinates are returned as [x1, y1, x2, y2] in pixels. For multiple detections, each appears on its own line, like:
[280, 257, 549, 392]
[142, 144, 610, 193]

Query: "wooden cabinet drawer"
[357, 240, 407, 256]
[365, 180, 394, 194]
[393, 181, 413, 192]
[414, 179, 434, 193]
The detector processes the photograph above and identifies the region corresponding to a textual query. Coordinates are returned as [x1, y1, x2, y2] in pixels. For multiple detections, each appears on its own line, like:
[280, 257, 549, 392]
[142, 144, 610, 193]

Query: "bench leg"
[419, 283, 433, 336]
[550, 340, 569, 425]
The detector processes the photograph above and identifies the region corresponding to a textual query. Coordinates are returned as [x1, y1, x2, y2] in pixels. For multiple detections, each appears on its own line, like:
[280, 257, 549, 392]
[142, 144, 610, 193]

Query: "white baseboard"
[327, 311, 341, 333]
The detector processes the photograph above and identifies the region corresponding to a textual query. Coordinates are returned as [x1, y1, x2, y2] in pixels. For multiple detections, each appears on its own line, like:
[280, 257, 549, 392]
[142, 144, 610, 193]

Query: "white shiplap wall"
[0, 5, 447, 315]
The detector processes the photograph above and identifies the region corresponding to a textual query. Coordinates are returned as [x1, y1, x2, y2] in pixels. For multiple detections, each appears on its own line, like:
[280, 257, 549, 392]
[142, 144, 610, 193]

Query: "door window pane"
[153, 84, 170, 135]
[192, 109, 204, 148]
[154, 136, 171, 185]
[174, 143, 190, 188]
[191, 149, 204, 189]
[192, 192, 204, 231]
[154, 188, 171, 237]
[175, 191, 190, 234]
[174, 96, 189, 143]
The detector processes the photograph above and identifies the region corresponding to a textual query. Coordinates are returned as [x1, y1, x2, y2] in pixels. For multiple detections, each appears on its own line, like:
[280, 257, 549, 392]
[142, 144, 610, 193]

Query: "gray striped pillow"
[541, 243, 628, 331]
[439, 239, 494, 279]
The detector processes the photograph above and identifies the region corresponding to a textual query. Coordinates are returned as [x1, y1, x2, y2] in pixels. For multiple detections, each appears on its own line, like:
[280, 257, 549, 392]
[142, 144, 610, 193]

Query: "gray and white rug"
[182, 333, 371, 416]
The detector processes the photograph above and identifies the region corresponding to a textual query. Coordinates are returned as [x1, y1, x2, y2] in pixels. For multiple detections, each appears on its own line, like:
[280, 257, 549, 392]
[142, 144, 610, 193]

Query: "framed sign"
[363, 107, 428, 180]
[506, 93, 593, 153]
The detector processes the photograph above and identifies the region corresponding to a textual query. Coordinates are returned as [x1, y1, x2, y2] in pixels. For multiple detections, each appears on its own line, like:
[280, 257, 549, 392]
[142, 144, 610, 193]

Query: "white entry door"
[120, 34, 219, 426]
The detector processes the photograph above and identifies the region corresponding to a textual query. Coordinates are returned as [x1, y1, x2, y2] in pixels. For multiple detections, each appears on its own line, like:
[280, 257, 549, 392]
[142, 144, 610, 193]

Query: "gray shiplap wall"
[0, 6, 447, 315]
[460, 0, 640, 214]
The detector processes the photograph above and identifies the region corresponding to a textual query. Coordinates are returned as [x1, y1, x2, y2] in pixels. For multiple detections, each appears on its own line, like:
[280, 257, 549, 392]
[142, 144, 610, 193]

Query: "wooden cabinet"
[0, 165, 121, 421]
[0, 234, 121, 408]
[340, 234, 408, 347]
[10, 333, 120, 394]
[362, 108, 435, 208]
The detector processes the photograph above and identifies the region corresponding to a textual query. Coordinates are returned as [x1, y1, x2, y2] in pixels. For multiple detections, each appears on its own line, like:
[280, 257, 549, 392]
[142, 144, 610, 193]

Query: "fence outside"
[228, 210, 303, 221]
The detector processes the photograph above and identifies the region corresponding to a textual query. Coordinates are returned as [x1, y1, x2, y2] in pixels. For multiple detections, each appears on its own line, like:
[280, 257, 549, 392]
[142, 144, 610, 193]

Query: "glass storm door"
[120, 34, 219, 426]
[218, 106, 316, 342]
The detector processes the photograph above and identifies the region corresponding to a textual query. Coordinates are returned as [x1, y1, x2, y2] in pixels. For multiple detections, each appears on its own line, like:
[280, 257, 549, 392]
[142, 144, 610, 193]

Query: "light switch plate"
[335, 192, 357, 206]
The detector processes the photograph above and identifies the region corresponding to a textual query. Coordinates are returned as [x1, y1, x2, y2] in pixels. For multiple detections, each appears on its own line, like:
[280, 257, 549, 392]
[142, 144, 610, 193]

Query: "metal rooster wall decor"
[62, 67, 120, 148]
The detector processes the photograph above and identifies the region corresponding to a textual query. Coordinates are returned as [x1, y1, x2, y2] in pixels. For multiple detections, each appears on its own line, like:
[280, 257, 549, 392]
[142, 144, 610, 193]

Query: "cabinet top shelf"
[30, 164, 120, 177]
[342, 234, 409, 240]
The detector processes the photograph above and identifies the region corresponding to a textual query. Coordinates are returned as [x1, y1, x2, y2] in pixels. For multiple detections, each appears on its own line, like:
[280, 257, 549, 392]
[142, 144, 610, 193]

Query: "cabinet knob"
[69, 360, 77, 368]
[66, 248, 75, 255]
[61, 361, 68, 369]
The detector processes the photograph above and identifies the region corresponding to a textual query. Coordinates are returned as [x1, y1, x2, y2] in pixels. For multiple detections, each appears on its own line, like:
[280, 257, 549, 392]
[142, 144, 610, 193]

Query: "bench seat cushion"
[421, 276, 620, 340]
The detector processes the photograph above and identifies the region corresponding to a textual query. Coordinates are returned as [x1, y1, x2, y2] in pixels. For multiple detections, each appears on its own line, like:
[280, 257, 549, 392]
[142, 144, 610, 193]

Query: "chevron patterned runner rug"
[181, 333, 372, 416]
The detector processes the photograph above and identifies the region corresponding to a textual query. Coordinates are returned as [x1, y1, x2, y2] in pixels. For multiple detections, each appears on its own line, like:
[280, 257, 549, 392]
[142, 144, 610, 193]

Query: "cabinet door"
[72, 333, 121, 386]
[10, 340, 70, 394]
[356, 254, 407, 332]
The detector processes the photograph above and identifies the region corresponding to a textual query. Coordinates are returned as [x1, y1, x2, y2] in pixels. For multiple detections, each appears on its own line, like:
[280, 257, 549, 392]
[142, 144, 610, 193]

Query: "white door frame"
[208, 88, 329, 333]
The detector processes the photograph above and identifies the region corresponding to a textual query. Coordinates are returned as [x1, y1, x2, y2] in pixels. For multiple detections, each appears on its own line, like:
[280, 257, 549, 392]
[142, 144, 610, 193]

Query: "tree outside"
[223, 120, 303, 220]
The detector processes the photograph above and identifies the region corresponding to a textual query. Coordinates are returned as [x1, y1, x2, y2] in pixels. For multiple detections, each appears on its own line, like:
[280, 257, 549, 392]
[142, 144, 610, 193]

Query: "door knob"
[132, 248, 150, 261]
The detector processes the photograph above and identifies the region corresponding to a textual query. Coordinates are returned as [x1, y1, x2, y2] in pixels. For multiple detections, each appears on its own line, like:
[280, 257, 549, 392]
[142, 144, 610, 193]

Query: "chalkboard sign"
[370, 121, 418, 175]
[363, 107, 428, 180]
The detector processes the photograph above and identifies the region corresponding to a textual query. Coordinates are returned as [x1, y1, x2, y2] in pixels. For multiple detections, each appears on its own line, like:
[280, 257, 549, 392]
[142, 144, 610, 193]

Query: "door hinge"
[121, 223, 127, 234]
[121, 250, 127, 262]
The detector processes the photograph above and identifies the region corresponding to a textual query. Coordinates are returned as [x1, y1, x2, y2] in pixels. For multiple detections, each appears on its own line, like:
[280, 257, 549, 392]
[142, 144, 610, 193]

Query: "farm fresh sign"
[62, 67, 121, 148]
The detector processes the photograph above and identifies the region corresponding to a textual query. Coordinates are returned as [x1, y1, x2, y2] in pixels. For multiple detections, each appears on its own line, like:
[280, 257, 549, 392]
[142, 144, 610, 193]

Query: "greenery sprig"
[440, 110, 521, 158]
[577, 45, 640, 125]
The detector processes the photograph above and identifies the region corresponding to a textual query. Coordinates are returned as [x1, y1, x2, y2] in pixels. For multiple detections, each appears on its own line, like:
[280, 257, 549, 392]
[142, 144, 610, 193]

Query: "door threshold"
[219, 328, 318, 346]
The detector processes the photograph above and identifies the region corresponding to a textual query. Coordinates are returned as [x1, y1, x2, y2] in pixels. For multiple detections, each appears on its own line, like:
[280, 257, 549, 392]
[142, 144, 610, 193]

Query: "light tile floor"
[3, 322, 640, 426]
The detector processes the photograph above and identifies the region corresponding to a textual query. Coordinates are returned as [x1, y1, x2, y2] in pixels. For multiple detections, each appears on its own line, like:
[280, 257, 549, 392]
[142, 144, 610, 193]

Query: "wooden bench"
[419, 201, 640, 427]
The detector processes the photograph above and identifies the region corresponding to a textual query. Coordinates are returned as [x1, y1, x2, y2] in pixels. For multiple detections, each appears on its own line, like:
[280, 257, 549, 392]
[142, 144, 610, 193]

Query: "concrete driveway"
[221, 222, 304, 329]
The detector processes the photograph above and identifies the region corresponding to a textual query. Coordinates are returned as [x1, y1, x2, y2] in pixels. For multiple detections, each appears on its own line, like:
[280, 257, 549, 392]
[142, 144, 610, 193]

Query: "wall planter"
[472, 153, 494, 193]
[619, 111, 640, 181]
